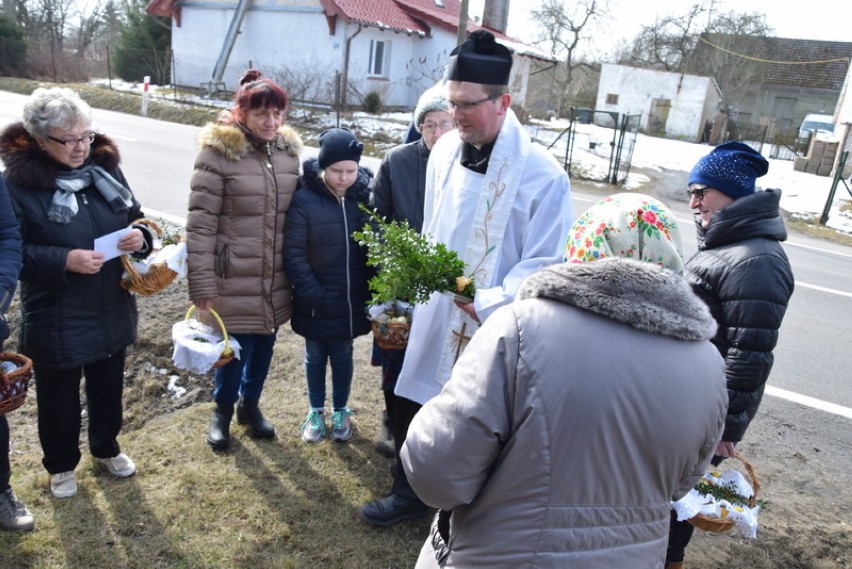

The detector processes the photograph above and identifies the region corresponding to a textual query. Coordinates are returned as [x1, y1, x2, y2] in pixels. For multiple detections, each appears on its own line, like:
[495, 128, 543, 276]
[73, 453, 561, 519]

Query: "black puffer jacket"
[685, 188, 794, 443]
[283, 158, 373, 340]
[371, 138, 430, 232]
[0, 123, 146, 370]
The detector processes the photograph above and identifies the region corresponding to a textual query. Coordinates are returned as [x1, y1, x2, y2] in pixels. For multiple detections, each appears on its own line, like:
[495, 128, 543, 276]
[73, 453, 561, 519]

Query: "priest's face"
[447, 81, 510, 147]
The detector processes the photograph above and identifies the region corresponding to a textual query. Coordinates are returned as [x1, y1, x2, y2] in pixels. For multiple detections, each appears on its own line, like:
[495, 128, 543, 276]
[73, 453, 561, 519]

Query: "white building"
[596, 63, 722, 141]
[145, 0, 553, 109]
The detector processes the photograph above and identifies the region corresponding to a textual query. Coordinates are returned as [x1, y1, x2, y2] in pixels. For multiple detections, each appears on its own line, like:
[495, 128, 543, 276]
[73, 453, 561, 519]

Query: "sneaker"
[0, 488, 34, 532]
[330, 408, 353, 442]
[301, 410, 326, 443]
[50, 471, 78, 498]
[93, 453, 137, 478]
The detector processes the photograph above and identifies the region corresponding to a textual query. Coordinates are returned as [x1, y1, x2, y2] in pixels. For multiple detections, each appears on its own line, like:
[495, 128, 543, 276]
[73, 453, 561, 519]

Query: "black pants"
[35, 348, 126, 474]
[0, 415, 9, 491]
[666, 455, 726, 563]
[390, 395, 422, 501]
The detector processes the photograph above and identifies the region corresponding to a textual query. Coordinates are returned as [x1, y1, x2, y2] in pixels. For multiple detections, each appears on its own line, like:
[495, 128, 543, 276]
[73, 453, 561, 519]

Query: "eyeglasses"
[421, 121, 454, 132]
[687, 186, 710, 200]
[447, 94, 500, 111]
[47, 132, 95, 148]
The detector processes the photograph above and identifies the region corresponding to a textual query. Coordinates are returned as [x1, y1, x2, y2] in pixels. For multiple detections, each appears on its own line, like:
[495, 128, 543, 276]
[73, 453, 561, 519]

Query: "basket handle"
[185, 306, 232, 356]
[732, 452, 759, 508]
[130, 217, 164, 239]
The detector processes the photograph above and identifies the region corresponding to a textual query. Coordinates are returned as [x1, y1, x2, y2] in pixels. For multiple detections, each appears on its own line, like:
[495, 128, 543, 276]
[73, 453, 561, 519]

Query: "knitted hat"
[445, 30, 513, 85]
[317, 128, 363, 170]
[414, 84, 450, 133]
[564, 193, 684, 274]
[688, 141, 769, 199]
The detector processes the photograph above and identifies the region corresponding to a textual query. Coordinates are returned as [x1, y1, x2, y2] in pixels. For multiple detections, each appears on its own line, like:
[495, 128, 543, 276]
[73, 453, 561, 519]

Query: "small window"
[606, 93, 618, 105]
[368, 39, 390, 77]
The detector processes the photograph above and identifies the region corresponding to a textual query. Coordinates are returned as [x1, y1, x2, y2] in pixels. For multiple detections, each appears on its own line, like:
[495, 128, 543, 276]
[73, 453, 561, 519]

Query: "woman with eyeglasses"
[0, 87, 153, 499]
[368, 83, 452, 460]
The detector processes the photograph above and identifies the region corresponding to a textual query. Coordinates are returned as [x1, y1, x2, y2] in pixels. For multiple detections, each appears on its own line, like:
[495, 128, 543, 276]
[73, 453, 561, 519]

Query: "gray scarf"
[50, 164, 134, 224]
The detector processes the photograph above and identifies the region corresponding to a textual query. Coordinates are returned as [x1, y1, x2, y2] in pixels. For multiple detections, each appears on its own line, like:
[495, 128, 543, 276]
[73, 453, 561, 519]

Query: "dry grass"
[0, 280, 431, 568]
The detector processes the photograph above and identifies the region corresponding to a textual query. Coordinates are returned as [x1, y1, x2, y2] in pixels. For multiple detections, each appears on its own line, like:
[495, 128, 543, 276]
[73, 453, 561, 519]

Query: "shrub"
[363, 91, 382, 114]
[0, 14, 27, 76]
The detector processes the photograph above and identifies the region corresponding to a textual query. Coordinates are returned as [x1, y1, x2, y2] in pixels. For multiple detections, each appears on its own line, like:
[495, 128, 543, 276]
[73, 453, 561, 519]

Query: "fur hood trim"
[517, 257, 718, 341]
[196, 122, 303, 161]
[0, 122, 121, 190]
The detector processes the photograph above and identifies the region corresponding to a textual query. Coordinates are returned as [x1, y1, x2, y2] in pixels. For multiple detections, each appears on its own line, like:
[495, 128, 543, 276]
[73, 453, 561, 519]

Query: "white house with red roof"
[145, 0, 553, 108]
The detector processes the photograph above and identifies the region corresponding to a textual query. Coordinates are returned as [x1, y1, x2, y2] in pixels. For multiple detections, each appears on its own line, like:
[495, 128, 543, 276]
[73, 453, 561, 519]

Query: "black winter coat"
[0, 174, 22, 344]
[685, 188, 794, 443]
[283, 159, 373, 340]
[370, 138, 430, 232]
[0, 123, 147, 370]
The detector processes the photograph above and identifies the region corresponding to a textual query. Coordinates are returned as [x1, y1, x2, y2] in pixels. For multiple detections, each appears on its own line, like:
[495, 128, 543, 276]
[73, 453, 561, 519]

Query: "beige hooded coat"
[187, 121, 302, 333]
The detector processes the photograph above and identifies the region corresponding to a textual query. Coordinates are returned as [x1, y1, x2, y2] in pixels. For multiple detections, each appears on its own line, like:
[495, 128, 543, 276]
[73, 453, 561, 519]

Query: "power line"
[699, 36, 851, 65]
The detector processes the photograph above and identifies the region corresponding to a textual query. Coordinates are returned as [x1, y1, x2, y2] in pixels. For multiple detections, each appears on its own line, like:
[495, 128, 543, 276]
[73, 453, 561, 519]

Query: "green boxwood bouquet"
[353, 206, 475, 323]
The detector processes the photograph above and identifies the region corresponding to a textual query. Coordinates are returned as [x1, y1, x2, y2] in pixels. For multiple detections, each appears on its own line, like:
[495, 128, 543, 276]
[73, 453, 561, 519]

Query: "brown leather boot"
[665, 562, 685, 569]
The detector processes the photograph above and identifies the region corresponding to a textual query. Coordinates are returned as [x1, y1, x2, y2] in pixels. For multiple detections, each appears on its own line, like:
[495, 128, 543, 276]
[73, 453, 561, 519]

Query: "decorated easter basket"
[688, 453, 759, 533]
[0, 352, 33, 415]
[370, 319, 411, 351]
[120, 218, 179, 296]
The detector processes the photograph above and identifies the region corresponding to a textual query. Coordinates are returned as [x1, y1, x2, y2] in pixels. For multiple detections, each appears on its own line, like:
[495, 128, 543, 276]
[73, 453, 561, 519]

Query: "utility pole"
[457, 0, 469, 45]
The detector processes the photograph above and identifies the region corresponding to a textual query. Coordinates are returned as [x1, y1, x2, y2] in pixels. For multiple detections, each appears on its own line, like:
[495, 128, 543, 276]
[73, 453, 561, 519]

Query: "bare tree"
[529, 0, 608, 116]
[617, 4, 772, 118]
[687, 12, 772, 115]
[617, 3, 708, 72]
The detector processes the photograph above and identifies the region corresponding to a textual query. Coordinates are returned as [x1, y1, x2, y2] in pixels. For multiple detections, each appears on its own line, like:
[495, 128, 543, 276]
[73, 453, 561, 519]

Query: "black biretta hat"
[445, 30, 513, 85]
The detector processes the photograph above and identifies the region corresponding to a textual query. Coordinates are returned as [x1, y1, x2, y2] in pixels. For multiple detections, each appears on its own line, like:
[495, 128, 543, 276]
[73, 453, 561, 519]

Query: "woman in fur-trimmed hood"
[0, 87, 153, 498]
[187, 69, 302, 450]
[402, 193, 728, 569]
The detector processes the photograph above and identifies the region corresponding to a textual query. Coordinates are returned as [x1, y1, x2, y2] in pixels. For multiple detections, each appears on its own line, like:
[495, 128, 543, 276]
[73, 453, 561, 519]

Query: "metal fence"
[540, 108, 640, 185]
[724, 118, 811, 161]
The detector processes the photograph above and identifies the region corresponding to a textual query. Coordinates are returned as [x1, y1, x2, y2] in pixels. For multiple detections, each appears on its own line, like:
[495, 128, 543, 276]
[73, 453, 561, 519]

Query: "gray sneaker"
[0, 488, 34, 532]
[301, 410, 326, 442]
[330, 408, 353, 442]
[50, 470, 78, 498]
[93, 453, 137, 478]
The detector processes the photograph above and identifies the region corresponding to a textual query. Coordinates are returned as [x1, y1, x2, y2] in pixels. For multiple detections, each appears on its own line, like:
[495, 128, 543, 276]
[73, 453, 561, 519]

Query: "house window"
[368, 40, 390, 77]
[606, 93, 618, 105]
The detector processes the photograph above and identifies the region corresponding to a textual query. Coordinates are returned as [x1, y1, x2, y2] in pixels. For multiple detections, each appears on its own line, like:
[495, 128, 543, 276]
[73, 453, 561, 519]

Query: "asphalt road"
[1, 90, 851, 416]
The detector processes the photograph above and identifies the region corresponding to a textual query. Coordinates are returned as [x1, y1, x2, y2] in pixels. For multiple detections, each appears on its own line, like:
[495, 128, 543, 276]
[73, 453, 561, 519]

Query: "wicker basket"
[121, 218, 179, 296]
[0, 352, 33, 415]
[371, 319, 410, 351]
[688, 452, 759, 533]
[185, 306, 235, 369]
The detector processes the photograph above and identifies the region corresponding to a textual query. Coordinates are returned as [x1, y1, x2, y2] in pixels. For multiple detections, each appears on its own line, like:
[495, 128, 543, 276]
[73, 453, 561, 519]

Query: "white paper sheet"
[94, 227, 132, 261]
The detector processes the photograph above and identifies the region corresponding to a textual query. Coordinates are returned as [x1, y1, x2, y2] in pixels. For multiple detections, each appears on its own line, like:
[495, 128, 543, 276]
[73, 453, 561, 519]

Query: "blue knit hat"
[688, 141, 769, 199]
[318, 128, 363, 170]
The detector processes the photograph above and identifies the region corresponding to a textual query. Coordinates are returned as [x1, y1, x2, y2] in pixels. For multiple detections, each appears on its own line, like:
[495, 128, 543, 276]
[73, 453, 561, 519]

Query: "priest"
[359, 29, 575, 527]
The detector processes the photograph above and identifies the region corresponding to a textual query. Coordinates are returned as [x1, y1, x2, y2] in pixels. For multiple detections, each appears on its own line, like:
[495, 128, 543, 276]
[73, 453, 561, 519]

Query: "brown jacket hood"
[196, 122, 303, 162]
[0, 122, 121, 189]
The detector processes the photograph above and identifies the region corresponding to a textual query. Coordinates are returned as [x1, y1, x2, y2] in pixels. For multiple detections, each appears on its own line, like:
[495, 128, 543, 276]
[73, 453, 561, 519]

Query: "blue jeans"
[304, 338, 353, 410]
[213, 332, 276, 406]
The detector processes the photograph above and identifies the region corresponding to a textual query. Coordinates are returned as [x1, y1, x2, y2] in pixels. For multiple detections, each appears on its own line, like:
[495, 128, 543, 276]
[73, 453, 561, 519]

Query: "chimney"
[481, 0, 509, 34]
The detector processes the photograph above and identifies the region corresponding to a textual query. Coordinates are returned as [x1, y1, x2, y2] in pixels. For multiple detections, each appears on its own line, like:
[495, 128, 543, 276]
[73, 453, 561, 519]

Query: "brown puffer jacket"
[187, 121, 302, 334]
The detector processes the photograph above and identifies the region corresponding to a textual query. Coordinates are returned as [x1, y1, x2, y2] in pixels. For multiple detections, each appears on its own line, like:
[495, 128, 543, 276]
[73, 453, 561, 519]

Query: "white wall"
[596, 64, 717, 139]
[171, 4, 454, 108]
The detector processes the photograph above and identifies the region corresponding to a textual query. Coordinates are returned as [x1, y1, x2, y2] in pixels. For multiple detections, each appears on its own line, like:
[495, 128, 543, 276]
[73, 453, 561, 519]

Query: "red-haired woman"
[187, 69, 302, 451]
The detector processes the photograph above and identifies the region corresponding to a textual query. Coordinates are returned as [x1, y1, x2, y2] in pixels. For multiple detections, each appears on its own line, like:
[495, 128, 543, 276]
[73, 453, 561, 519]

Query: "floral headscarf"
[564, 193, 684, 274]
